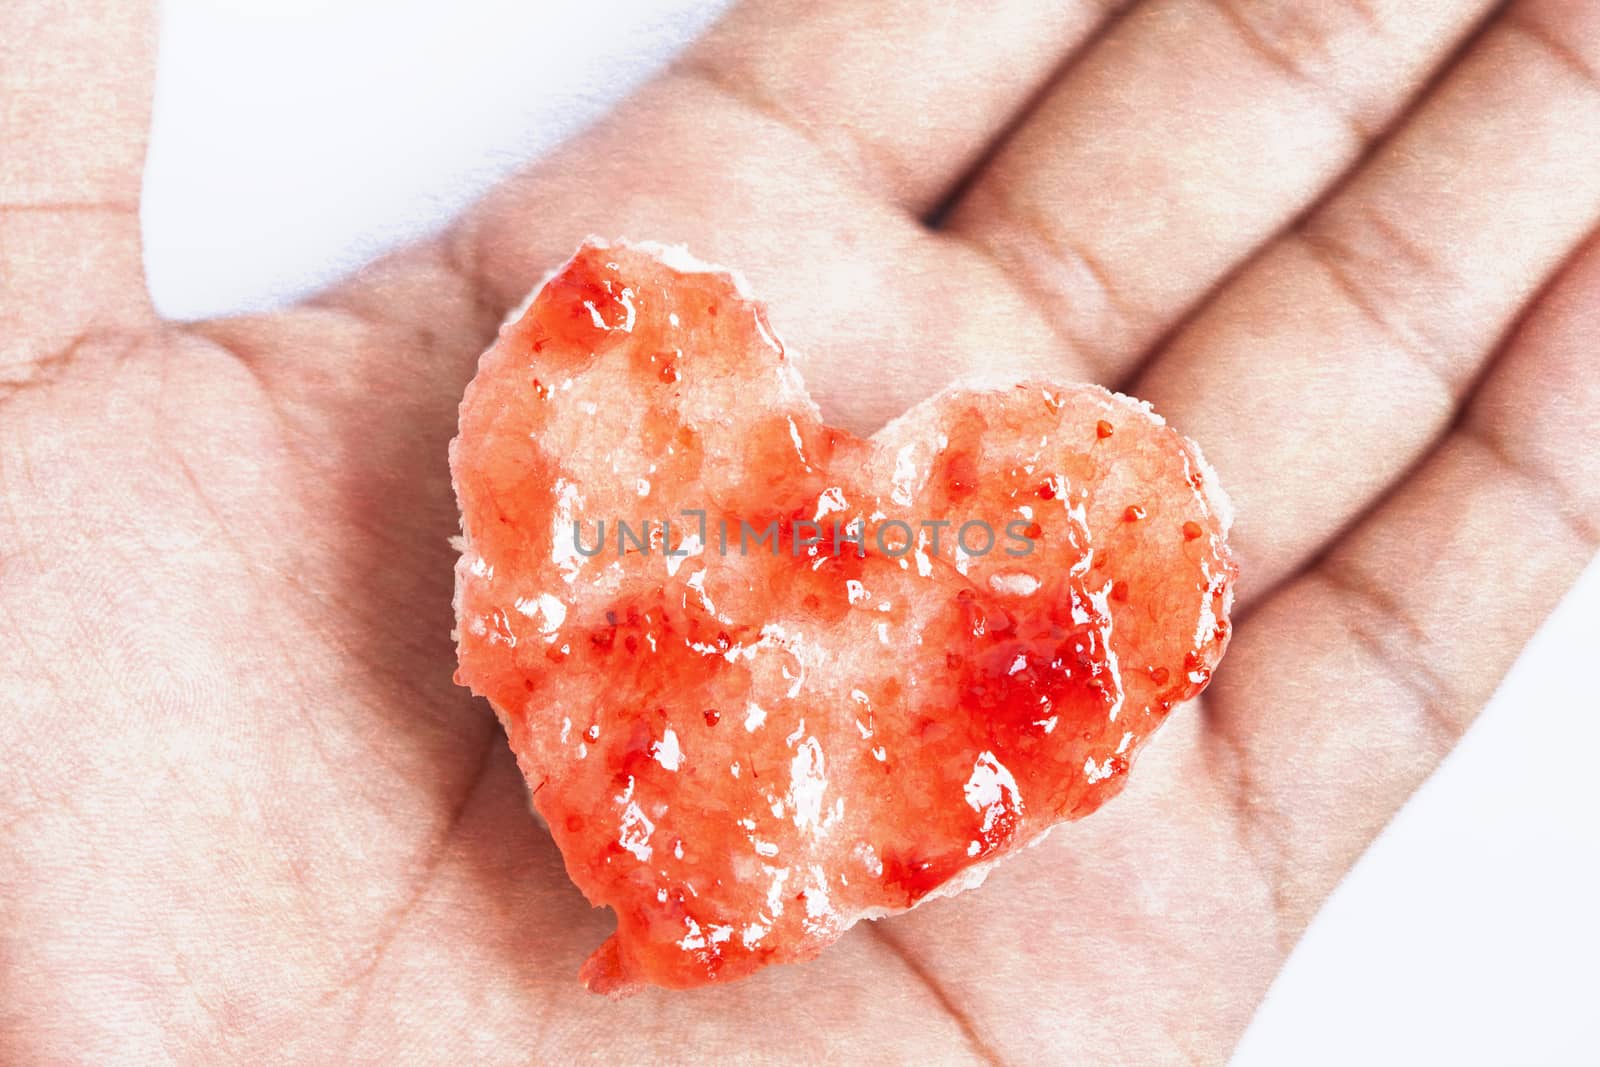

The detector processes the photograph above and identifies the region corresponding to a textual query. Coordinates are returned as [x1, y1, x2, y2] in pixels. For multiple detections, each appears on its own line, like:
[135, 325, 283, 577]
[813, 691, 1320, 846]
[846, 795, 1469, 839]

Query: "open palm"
[5, 1, 1598, 1063]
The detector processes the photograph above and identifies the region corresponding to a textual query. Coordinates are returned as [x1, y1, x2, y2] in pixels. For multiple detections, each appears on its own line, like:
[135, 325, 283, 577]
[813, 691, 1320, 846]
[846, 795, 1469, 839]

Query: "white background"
[142, 2, 1600, 1062]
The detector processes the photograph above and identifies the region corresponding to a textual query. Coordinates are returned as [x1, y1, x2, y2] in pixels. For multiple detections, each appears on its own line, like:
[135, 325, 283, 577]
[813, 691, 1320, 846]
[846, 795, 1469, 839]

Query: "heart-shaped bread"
[451, 240, 1235, 994]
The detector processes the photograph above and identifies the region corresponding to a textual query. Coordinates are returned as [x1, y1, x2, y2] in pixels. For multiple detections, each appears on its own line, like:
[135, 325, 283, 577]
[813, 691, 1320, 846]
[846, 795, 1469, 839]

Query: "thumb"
[2, 1, 157, 379]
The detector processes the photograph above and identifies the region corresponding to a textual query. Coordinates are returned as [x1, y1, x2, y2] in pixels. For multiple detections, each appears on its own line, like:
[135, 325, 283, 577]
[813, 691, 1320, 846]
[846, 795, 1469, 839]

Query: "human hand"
[4, 1, 1598, 1062]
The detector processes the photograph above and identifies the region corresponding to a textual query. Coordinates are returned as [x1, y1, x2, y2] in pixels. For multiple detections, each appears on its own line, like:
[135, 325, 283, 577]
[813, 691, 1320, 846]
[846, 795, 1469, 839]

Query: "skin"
[3, 0, 1598, 1062]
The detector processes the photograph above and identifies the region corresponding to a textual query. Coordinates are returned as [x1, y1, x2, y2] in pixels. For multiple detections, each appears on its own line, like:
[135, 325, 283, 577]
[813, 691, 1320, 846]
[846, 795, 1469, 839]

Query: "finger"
[943, 0, 1495, 379]
[442, 0, 1147, 434]
[1134, 0, 1600, 598]
[1205, 227, 1600, 937]
[676, 0, 1127, 215]
[1, 0, 157, 380]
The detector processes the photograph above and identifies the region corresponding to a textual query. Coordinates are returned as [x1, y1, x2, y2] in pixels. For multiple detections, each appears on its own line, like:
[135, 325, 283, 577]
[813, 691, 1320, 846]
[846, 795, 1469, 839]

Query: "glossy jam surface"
[451, 240, 1236, 993]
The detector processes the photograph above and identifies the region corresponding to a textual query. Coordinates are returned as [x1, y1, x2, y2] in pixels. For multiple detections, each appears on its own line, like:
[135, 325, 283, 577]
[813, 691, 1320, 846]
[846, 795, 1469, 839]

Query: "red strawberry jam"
[451, 240, 1235, 994]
